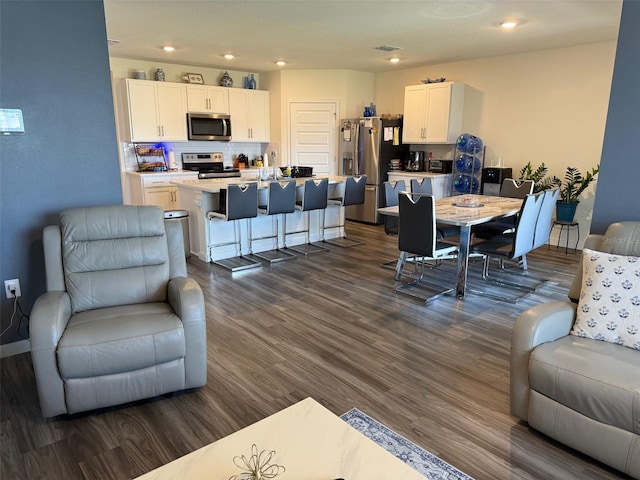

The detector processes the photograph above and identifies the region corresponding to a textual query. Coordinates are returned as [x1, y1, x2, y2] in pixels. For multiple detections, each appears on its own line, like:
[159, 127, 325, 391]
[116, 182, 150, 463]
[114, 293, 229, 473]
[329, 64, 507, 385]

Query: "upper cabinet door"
[247, 90, 270, 142]
[127, 81, 160, 141]
[206, 86, 230, 114]
[228, 89, 250, 141]
[228, 89, 270, 142]
[121, 80, 187, 142]
[402, 82, 465, 144]
[186, 85, 229, 114]
[402, 85, 428, 144]
[156, 83, 187, 141]
[424, 83, 453, 143]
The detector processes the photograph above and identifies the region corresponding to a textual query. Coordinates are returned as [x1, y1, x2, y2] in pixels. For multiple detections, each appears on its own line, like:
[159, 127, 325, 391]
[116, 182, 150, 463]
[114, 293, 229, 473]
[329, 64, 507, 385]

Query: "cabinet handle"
[206, 98, 210, 109]
[161, 125, 165, 137]
[158, 125, 161, 137]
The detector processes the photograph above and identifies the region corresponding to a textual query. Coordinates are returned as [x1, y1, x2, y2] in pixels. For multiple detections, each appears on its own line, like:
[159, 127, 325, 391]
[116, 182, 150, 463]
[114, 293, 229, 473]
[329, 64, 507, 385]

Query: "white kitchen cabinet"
[119, 79, 187, 142]
[228, 89, 270, 142]
[186, 85, 229, 113]
[126, 172, 198, 209]
[402, 82, 465, 144]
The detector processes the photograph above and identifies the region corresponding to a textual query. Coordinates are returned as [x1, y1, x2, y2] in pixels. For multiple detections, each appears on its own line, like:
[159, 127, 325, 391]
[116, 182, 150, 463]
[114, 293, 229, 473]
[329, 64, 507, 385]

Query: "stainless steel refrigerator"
[339, 117, 408, 224]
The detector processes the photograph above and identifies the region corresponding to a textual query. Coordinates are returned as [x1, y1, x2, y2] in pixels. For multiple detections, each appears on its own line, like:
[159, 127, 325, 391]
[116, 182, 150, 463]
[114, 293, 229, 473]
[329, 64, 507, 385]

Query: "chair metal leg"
[252, 214, 297, 263]
[394, 255, 456, 303]
[287, 210, 329, 256]
[213, 219, 262, 272]
[323, 207, 365, 248]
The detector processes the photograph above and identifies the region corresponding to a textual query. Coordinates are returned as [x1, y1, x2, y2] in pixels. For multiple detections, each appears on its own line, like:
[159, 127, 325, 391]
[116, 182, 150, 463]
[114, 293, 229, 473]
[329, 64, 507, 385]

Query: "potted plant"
[518, 162, 560, 193]
[554, 165, 599, 222]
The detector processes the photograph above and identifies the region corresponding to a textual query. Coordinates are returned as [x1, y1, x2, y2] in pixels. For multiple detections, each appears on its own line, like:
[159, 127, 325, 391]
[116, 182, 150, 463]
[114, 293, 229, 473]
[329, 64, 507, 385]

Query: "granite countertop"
[171, 175, 346, 194]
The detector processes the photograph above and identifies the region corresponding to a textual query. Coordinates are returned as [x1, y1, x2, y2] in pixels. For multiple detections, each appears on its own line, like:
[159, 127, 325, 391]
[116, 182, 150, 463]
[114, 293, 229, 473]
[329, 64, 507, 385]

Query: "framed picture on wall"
[183, 73, 204, 84]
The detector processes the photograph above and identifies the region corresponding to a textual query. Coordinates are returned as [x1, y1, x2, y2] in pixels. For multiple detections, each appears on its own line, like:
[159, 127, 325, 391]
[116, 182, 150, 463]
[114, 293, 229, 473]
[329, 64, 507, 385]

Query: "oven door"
[187, 113, 231, 141]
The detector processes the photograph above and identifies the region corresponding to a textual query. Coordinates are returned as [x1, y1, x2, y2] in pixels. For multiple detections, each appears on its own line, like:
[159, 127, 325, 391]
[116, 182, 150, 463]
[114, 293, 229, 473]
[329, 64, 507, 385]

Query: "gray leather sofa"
[511, 222, 640, 478]
[30, 205, 207, 417]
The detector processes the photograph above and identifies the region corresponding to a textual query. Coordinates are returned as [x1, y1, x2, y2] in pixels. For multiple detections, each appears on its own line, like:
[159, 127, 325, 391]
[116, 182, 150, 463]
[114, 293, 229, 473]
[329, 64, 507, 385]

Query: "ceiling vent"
[374, 45, 402, 52]
[107, 39, 121, 46]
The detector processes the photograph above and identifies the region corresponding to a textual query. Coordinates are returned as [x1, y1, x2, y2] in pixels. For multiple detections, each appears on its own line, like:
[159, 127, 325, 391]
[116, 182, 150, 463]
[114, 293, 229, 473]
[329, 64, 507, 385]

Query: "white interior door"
[289, 102, 337, 175]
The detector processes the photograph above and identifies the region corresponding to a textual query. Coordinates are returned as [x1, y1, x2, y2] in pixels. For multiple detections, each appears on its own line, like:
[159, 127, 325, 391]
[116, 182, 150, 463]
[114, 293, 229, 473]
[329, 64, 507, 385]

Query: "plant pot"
[556, 201, 578, 222]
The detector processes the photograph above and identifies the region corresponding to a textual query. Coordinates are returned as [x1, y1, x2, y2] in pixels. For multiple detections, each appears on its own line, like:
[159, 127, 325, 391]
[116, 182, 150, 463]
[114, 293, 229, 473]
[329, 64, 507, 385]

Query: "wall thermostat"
[0, 108, 25, 135]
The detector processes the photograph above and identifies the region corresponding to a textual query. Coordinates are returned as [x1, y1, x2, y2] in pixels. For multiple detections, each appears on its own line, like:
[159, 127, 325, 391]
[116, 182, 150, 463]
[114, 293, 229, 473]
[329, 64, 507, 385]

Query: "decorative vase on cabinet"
[248, 73, 256, 90]
[220, 71, 233, 87]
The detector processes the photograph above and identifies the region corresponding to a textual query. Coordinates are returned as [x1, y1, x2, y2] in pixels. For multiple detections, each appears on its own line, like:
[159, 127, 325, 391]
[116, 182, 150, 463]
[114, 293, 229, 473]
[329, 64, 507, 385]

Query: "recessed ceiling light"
[162, 46, 175, 52]
[500, 21, 518, 29]
[276, 60, 286, 66]
[389, 57, 400, 63]
[224, 54, 234, 60]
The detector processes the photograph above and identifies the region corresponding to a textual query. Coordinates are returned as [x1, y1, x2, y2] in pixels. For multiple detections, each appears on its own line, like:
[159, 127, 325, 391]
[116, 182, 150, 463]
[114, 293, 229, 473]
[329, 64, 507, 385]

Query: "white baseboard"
[0, 339, 30, 358]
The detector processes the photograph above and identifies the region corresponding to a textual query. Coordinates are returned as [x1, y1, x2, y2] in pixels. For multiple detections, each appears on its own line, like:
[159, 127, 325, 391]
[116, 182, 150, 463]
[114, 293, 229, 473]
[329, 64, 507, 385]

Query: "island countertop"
[171, 175, 346, 193]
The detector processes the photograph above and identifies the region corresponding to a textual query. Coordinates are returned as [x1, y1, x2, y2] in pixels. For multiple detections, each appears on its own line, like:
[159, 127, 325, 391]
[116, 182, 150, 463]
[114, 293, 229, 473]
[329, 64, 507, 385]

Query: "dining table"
[378, 194, 524, 298]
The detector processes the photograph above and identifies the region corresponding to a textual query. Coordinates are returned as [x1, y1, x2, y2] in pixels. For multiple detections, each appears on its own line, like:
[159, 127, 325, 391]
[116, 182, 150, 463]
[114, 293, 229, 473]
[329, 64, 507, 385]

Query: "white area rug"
[341, 408, 474, 480]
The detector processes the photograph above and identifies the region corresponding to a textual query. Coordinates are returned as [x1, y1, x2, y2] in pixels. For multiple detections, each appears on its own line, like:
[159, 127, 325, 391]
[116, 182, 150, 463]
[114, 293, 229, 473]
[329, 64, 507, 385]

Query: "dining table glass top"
[378, 194, 524, 227]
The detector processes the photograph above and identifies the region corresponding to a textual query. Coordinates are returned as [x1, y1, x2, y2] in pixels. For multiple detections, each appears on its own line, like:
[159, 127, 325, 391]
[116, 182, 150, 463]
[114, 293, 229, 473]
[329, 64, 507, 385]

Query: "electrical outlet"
[4, 279, 21, 299]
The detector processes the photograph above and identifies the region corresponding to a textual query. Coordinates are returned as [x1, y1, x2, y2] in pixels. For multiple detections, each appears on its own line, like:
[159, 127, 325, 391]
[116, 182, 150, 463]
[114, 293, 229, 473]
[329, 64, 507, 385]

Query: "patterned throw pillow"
[571, 248, 640, 350]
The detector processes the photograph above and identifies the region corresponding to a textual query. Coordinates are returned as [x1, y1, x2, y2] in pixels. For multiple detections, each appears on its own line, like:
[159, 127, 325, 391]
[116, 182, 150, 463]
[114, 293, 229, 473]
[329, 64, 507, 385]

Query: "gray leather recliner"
[30, 205, 207, 417]
[511, 222, 640, 478]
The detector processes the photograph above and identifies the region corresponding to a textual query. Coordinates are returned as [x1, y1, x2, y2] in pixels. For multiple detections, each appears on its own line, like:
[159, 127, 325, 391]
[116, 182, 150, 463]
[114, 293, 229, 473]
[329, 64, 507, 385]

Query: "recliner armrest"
[30, 291, 72, 417]
[30, 291, 71, 351]
[510, 300, 576, 421]
[168, 277, 207, 388]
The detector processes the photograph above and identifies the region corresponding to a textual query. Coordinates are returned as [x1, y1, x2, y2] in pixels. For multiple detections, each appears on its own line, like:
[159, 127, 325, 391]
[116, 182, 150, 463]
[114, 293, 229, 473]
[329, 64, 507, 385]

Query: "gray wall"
[0, 0, 122, 344]
[591, 0, 640, 233]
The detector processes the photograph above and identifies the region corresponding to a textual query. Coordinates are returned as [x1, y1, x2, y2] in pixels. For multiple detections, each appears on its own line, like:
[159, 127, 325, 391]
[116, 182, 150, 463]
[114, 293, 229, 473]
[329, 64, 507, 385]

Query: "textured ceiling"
[103, 0, 623, 73]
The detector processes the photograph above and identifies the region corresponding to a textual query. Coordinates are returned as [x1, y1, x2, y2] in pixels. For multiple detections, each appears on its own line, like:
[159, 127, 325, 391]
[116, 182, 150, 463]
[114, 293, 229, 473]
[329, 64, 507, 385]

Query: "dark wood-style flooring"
[0, 222, 628, 479]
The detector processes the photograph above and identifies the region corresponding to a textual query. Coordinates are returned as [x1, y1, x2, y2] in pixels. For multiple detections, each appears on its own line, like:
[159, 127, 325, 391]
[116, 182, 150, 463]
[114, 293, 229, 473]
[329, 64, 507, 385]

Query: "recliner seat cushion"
[57, 303, 185, 379]
[60, 205, 170, 314]
[530, 335, 640, 434]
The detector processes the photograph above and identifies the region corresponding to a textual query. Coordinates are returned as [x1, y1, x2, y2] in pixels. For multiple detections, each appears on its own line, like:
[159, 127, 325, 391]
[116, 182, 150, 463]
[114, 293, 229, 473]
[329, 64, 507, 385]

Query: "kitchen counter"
[170, 175, 345, 194]
[126, 170, 197, 178]
[172, 175, 347, 262]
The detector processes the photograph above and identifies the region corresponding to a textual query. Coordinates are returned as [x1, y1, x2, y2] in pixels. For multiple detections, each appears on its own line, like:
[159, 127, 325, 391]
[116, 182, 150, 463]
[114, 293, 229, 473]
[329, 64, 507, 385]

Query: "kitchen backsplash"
[121, 141, 266, 171]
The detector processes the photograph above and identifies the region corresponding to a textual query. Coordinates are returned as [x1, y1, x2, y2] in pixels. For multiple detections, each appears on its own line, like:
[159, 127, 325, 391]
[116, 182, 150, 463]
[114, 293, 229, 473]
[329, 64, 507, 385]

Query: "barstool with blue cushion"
[207, 183, 261, 271]
[286, 178, 329, 256]
[252, 180, 297, 263]
[324, 175, 367, 247]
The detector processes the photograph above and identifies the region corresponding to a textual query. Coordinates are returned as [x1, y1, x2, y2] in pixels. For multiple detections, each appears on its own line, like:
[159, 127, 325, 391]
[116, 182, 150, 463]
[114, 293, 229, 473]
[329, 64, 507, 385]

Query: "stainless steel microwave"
[187, 113, 231, 141]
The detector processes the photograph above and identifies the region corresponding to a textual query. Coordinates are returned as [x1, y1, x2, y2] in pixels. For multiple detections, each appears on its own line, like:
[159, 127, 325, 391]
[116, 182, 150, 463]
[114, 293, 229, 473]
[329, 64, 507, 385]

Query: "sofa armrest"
[168, 277, 207, 388]
[30, 291, 72, 417]
[510, 300, 577, 421]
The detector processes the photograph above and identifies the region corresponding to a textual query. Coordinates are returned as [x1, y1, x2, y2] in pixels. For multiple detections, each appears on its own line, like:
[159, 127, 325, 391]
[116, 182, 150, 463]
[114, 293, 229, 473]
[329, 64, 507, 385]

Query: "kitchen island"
[172, 176, 347, 262]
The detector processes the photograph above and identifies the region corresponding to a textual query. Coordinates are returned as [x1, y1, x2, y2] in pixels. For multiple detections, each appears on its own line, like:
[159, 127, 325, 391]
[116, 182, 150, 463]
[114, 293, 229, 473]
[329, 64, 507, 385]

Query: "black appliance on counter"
[405, 151, 424, 171]
[482, 166, 513, 195]
[427, 159, 453, 173]
[182, 152, 241, 179]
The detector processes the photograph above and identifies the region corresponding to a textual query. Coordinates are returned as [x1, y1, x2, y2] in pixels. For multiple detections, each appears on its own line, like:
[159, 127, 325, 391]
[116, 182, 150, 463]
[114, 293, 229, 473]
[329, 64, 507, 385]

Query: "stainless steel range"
[181, 152, 241, 179]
